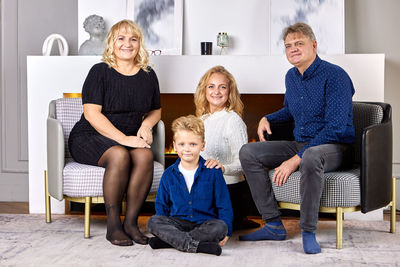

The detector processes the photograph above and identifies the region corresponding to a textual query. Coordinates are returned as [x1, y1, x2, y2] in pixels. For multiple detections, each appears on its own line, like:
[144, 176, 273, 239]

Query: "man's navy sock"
[239, 221, 286, 241]
[302, 231, 321, 254]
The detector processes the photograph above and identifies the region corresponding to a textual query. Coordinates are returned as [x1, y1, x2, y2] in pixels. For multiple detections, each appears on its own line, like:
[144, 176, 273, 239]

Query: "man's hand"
[273, 155, 301, 186]
[219, 236, 229, 247]
[257, 117, 272, 141]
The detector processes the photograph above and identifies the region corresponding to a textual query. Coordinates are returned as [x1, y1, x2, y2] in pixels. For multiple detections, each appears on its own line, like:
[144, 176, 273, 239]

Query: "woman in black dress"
[69, 20, 161, 246]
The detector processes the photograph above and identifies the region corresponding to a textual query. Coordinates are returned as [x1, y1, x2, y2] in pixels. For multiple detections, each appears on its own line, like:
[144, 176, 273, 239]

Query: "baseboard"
[0, 202, 29, 214]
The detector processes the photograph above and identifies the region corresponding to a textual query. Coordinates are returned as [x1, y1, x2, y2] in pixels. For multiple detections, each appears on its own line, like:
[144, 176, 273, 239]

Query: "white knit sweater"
[200, 109, 248, 184]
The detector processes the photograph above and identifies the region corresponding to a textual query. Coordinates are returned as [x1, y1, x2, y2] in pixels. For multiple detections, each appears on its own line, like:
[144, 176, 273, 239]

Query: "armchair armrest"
[47, 101, 65, 201]
[151, 120, 165, 167]
[360, 104, 392, 213]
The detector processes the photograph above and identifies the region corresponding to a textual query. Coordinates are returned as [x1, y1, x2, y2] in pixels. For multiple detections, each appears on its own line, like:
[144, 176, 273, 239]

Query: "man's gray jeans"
[239, 141, 351, 232]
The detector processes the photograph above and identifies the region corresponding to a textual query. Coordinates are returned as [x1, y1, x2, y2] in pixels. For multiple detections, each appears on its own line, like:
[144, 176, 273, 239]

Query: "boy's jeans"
[147, 215, 228, 252]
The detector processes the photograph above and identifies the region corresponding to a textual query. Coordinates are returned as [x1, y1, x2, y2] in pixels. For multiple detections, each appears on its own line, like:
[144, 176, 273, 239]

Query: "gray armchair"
[266, 102, 396, 248]
[45, 97, 165, 238]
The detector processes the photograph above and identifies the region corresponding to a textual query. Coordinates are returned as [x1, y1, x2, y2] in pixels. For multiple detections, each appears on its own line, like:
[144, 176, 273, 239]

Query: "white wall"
[78, 0, 127, 47]
[183, 0, 269, 55]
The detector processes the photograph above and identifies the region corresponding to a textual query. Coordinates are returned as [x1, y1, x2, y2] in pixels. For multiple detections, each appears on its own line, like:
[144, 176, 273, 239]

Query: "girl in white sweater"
[194, 66, 259, 230]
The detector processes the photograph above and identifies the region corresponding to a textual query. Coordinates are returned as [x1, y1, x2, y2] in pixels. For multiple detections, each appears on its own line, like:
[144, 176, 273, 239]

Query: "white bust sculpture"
[79, 15, 106, 55]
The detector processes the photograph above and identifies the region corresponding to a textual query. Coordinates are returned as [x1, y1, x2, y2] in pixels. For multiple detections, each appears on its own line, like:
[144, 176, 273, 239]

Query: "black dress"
[68, 62, 161, 166]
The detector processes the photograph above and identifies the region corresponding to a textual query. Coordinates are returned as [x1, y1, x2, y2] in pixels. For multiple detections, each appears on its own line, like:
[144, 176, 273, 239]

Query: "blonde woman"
[194, 66, 259, 230]
[69, 20, 161, 246]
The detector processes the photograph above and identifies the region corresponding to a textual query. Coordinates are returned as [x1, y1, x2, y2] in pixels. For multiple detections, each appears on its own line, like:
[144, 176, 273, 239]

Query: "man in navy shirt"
[238, 23, 355, 254]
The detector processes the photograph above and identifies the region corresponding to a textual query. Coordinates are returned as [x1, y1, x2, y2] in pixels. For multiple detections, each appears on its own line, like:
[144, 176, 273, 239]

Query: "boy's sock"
[196, 242, 222, 256]
[302, 231, 321, 254]
[239, 220, 286, 241]
[148, 237, 173, 249]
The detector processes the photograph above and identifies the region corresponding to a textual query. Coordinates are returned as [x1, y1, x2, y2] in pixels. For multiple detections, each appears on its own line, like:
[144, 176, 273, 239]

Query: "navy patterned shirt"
[155, 156, 233, 236]
[266, 55, 355, 158]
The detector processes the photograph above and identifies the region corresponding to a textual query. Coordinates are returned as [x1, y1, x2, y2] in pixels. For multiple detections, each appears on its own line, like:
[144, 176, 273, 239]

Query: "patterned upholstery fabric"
[55, 98, 164, 197]
[270, 168, 360, 207]
[63, 160, 164, 197]
[56, 98, 83, 159]
[268, 102, 383, 208]
[352, 103, 383, 163]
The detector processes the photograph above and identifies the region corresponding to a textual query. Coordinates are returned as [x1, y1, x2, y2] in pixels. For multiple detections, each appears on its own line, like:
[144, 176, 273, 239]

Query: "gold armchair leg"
[84, 196, 92, 238]
[391, 177, 396, 233]
[336, 207, 343, 249]
[44, 170, 51, 223]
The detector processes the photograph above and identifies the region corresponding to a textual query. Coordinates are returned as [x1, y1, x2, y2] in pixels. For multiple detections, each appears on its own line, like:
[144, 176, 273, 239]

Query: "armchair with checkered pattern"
[45, 97, 165, 238]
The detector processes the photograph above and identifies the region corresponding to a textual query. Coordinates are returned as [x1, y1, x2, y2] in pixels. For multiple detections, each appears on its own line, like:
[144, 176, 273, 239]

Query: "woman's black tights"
[98, 145, 153, 245]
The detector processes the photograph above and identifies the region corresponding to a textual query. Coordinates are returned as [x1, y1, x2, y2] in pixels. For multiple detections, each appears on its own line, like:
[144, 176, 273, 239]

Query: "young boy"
[147, 115, 233, 256]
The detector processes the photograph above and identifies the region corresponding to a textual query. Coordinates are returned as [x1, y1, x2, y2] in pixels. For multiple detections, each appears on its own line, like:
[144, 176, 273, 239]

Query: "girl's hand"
[204, 158, 225, 173]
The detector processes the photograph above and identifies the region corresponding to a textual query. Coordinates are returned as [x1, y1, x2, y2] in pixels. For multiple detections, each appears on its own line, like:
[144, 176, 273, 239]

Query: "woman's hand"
[119, 136, 150, 148]
[137, 125, 153, 145]
[219, 236, 229, 247]
[204, 158, 225, 173]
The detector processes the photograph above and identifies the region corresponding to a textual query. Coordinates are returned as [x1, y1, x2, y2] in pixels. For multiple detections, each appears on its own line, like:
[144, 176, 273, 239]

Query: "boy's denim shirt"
[155, 156, 234, 236]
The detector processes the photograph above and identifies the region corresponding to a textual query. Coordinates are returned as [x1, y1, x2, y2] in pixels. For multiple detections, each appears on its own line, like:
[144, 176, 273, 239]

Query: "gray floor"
[1, 214, 399, 266]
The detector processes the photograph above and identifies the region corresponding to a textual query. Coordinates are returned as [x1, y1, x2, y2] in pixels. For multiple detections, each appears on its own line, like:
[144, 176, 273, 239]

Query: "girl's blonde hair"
[194, 65, 244, 117]
[171, 115, 205, 142]
[102, 19, 150, 71]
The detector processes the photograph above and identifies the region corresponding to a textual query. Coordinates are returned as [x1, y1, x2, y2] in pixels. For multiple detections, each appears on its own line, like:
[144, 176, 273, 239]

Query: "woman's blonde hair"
[102, 19, 150, 71]
[171, 115, 205, 142]
[194, 65, 244, 117]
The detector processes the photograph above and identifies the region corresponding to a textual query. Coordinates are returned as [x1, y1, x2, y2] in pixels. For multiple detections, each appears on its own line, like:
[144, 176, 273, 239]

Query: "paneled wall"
[0, 0, 27, 201]
[0, 0, 77, 201]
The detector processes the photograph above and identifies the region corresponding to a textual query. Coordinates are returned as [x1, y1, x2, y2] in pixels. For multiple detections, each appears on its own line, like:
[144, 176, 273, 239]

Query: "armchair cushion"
[270, 168, 361, 207]
[63, 160, 164, 197]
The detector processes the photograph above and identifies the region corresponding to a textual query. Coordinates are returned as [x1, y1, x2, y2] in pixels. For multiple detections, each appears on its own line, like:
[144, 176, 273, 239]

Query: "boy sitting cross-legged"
[147, 115, 233, 256]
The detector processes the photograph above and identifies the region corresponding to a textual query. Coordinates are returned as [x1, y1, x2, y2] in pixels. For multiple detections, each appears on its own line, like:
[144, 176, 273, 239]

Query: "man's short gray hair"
[282, 22, 316, 42]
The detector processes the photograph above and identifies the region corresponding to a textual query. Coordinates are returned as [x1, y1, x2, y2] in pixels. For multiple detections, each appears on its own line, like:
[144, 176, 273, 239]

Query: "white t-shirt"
[178, 163, 197, 193]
